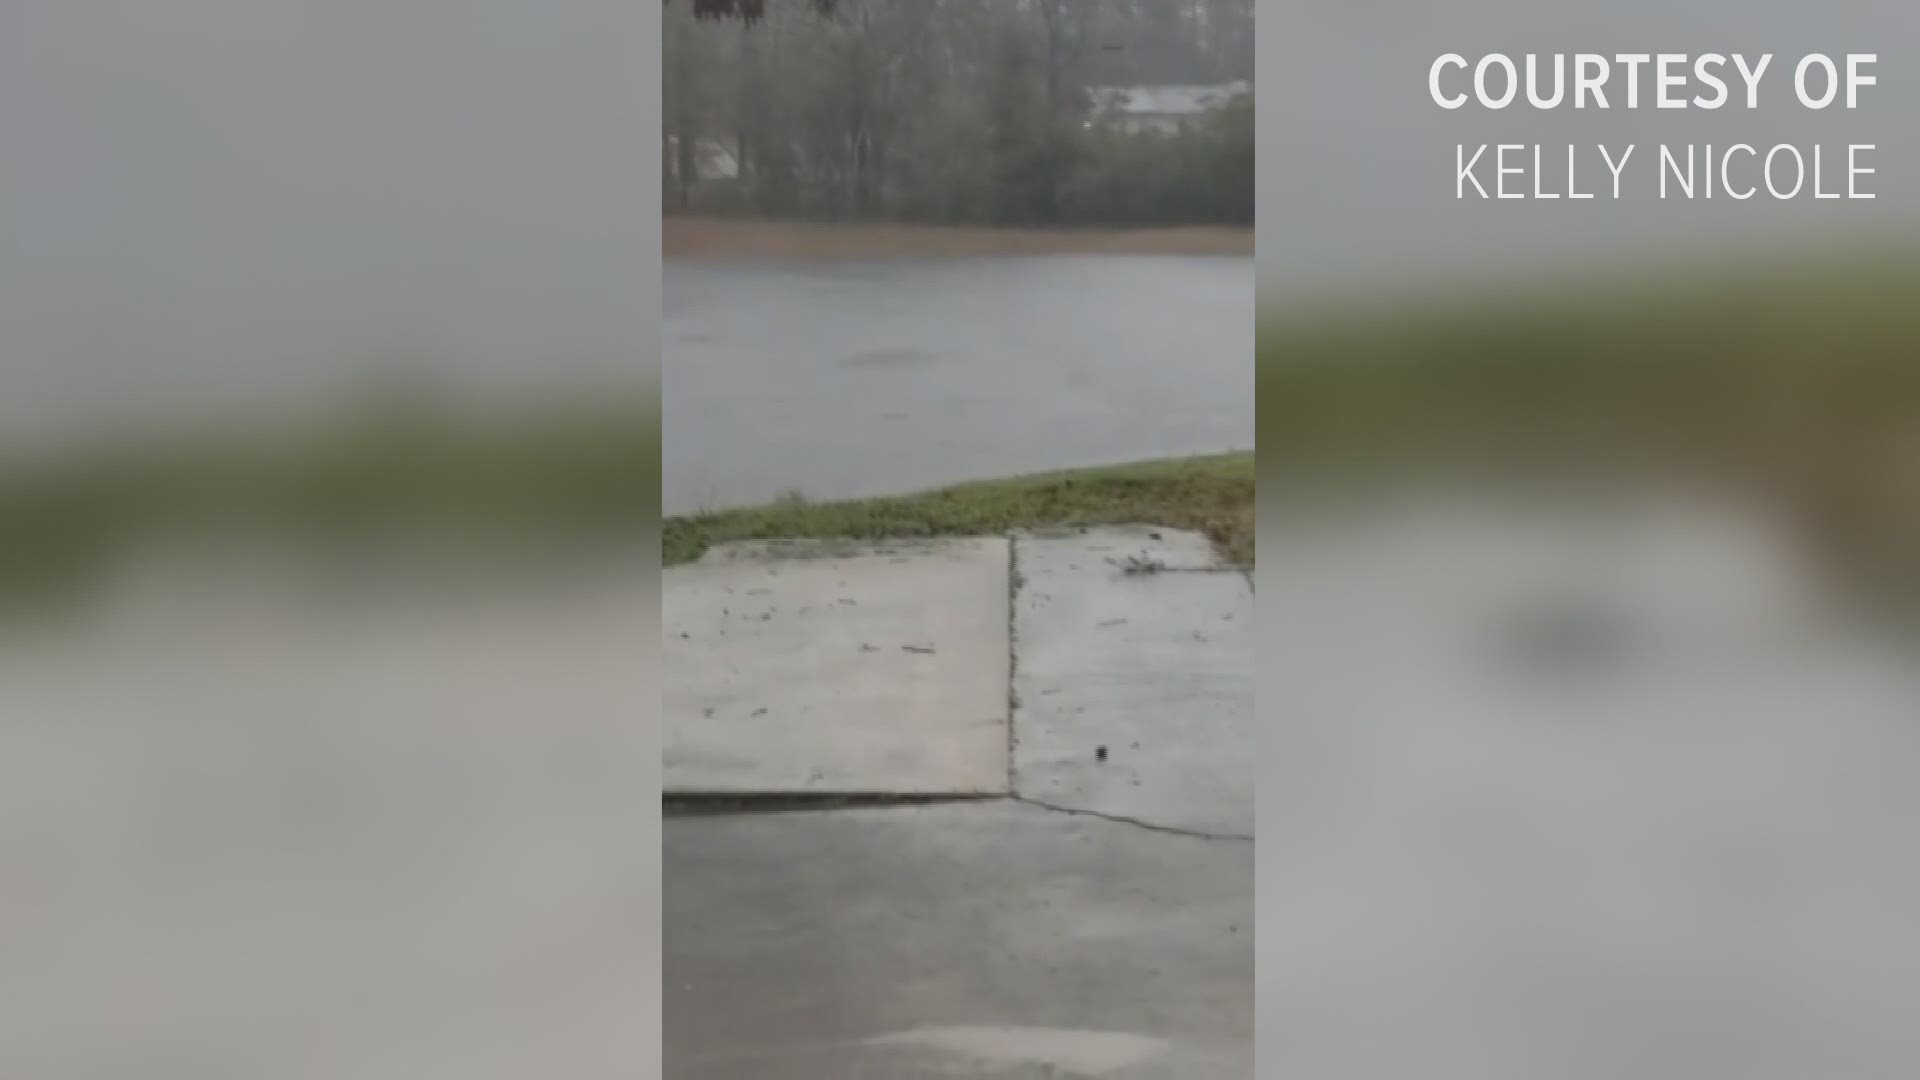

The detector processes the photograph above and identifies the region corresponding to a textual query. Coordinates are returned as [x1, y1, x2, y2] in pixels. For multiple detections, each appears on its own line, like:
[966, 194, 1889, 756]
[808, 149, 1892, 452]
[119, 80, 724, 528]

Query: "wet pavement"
[664, 538, 1011, 796]
[1012, 528, 1255, 839]
[662, 527, 1254, 1078]
[665, 802, 1253, 1080]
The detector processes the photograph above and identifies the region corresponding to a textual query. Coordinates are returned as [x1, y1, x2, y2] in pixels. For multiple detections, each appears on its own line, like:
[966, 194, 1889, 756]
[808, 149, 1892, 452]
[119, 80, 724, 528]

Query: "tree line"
[664, 0, 1254, 227]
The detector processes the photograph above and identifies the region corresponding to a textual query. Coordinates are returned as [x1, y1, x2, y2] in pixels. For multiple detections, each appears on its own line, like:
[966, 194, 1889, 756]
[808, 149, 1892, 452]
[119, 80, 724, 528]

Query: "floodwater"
[663, 256, 1252, 514]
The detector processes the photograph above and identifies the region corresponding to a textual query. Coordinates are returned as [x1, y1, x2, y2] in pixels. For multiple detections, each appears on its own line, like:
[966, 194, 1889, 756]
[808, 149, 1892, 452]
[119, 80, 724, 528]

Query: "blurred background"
[0, 2, 659, 610]
[0, 2, 659, 1077]
[1259, 2, 1920, 1077]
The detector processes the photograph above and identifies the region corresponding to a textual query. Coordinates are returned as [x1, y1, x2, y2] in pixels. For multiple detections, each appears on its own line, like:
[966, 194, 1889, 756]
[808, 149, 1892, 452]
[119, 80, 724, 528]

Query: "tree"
[664, 0, 715, 210]
[1030, 0, 1099, 220]
[671, 0, 838, 23]
[662, 0, 1254, 227]
[984, 22, 1045, 223]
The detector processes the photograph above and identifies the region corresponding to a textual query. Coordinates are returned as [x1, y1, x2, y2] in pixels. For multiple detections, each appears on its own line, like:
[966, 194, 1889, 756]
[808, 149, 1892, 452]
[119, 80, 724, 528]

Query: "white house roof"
[666, 135, 739, 181]
[1087, 80, 1251, 117]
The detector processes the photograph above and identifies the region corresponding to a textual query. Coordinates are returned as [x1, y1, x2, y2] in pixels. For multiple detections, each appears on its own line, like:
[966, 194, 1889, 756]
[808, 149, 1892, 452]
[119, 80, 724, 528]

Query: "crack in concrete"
[1002, 529, 1253, 844]
[1011, 796, 1254, 843]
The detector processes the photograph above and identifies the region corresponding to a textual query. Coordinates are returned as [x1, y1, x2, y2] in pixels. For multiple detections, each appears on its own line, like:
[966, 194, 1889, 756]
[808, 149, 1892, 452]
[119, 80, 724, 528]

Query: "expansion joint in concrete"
[1006, 532, 1023, 793]
[663, 792, 999, 817]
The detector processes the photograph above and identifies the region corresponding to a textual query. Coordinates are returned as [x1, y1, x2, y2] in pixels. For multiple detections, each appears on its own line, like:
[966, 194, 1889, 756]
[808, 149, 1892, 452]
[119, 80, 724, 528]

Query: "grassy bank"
[3, 417, 1247, 608]
[664, 215, 1253, 260]
[664, 453, 1254, 567]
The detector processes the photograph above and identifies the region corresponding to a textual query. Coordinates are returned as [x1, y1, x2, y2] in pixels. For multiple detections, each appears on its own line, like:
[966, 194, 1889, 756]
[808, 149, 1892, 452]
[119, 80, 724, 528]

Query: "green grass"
[0, 393, 1248, 610]
[664, 453, 1254, 567]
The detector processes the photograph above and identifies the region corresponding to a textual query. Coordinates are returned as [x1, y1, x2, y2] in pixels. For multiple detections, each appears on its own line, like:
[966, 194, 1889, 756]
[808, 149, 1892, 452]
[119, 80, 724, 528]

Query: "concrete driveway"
[663, 527, 1254, 1078]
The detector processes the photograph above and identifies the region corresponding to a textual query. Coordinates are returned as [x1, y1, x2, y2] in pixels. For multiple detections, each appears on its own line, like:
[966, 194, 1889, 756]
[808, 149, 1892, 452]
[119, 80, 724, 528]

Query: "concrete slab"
[1016, 523, 1227, 572]
[1013, 530, 1253, 837]
[664, 801, 1252, 1079]
[664, 538, 1011, 795]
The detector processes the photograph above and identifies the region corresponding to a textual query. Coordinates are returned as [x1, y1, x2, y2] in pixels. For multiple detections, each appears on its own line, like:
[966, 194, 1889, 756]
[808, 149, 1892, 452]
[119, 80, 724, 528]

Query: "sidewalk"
[663, 526, 1254, 1079]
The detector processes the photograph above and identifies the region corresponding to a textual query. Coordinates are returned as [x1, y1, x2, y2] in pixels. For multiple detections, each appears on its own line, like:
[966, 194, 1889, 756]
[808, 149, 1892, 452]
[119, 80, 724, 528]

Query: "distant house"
[1084, 81, 1251, 135]
[665, 135, 740, 182]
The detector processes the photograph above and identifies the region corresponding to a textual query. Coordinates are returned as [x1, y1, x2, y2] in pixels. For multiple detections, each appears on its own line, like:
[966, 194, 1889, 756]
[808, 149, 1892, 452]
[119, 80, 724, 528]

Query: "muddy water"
[664, 256, 1253, 513]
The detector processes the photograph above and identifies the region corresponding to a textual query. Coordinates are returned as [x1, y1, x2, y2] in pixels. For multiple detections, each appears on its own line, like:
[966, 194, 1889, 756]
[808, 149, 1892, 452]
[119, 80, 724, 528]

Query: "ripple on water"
[842, 346, 930, 369]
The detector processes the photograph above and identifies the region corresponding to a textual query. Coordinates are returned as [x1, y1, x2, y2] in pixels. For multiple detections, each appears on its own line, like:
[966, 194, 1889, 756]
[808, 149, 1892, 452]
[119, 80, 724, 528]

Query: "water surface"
[664, 256, 1252, 513]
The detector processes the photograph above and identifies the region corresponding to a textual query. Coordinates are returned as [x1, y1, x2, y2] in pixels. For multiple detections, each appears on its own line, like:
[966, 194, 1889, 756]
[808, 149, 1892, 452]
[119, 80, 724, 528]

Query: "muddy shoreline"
[664, 215, 1253, 260]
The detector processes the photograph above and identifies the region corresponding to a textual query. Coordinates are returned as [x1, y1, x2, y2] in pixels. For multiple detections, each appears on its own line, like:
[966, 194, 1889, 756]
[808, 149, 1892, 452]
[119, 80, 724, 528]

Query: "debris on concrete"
[664, 526, 1253, 1077]
[1012, 529, 1254, 838]
[664, 538, 1011, 795]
